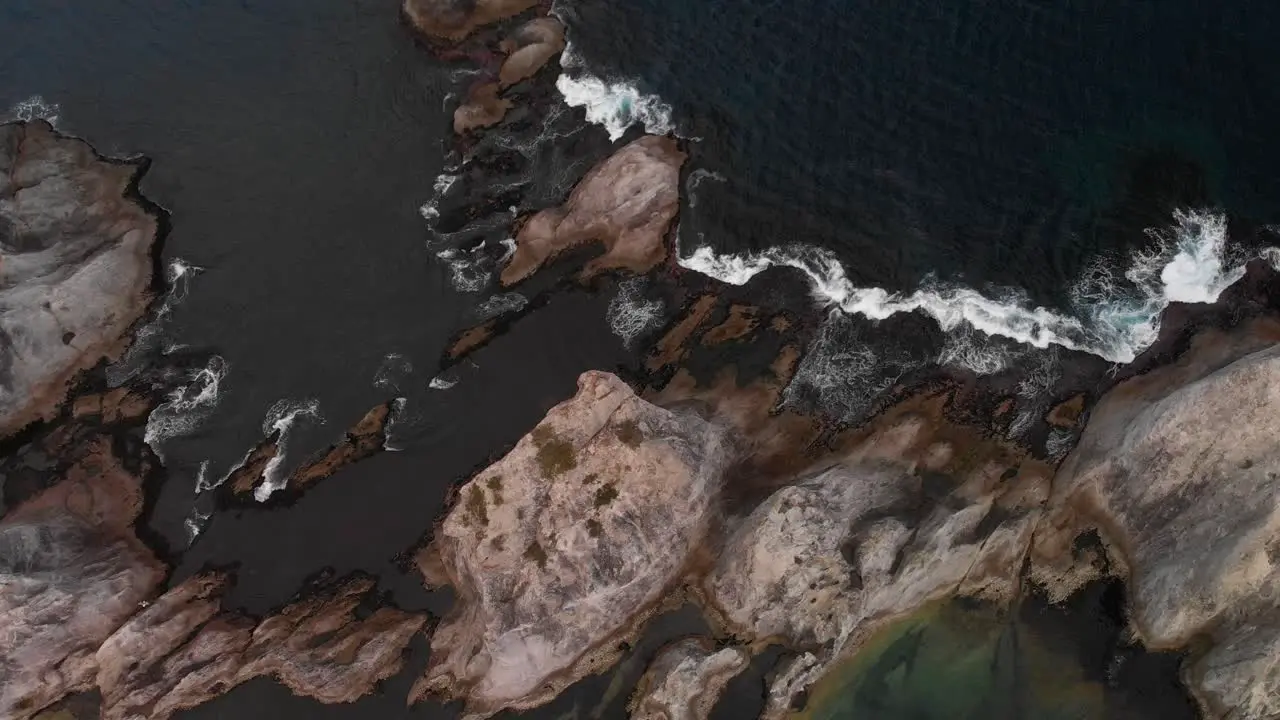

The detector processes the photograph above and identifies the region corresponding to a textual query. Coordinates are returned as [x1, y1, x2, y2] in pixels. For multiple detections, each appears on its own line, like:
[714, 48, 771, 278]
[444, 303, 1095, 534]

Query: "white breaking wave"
[607, 278, 665, 347]
[143, 355, 229, 459]
[429, 374, 458, 390]
[419, 171, 461, 222]
[554, 39, 674, 142]
[253, 398, 323, 502]
[679, 210, 1267, 364]
[384, 397, 408, 452]
[7, 95, 60, 125]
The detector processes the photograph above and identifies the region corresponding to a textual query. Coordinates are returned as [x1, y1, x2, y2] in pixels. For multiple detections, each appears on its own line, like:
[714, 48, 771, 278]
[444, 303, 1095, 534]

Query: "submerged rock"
[497, 17, 566, 89]
[1040, 335, 1280, 718]
[501, 136, 686, 285]
[629, 637, 749, 720]
[414, 370, 728, 718]
[402, 0, 539, 44]
[0, 121, 160, 435]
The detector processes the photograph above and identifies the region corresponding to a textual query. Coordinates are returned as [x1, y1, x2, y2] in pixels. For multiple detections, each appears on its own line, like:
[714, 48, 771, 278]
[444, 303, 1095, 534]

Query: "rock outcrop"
[501, 136, 685, 285]
[414, 370, 728, 717]
[629, 638, 748, 720]
[497, 18, 565, 89]
[95, 575, 426, 720]
[0, 121, 160, 435]
[1036, 330, 1280, 719]
[702, 407, 1049, 718]
[402, 0, 539, 44]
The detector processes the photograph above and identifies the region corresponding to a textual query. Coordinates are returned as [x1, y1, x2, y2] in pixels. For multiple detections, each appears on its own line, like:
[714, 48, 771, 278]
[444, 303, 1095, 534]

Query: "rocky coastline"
[4, 2, 1280, 720]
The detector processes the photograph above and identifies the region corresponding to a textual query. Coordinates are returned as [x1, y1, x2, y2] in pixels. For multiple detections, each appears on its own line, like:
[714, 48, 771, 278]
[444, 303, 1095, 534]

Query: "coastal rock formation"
[501, 136, 685, 285]
[498, 18, 566, 88]
[454, 82, 514, 135]
[413, 370, 728, 717]
[0, 437, 165, 718]
[96, 575, 426, 720]
[0, 121, 159, 435]
[226, 401, 392, 497]
[629, 638, 749, 720]
[1037, 330, 1280, 719]
[703, 409, 1049, 718]
[402, 0, 539, 44]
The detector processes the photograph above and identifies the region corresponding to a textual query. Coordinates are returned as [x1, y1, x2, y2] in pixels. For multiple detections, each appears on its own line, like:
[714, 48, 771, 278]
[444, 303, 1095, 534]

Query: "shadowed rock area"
[0, 121, 160, 436]
[414, 370, 728, 718]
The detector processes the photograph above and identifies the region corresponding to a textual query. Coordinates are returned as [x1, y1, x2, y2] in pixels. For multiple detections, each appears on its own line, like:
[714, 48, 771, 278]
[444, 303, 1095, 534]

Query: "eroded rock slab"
[501, 136, 685, 285]
[629, 637, 748, 720]
[0, 121, 160, 435]
[415, 370, 728, 717]
[1040, 337, 1280, 718]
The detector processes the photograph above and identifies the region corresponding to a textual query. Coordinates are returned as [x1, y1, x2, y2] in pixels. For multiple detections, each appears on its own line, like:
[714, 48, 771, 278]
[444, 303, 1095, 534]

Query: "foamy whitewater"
[252, 398, 323, 502]
[6, 95, 60, 125]
[607, 278, 665, 347]
[681, 209, 1263, 364]
[553, 35, 675, 141]
[143, 355, 229, 459]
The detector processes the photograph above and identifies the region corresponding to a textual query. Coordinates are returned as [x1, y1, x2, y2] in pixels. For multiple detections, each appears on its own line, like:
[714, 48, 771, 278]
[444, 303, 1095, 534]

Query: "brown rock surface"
[629, 637, 748, 720]
[500, 136, 686, 286]
[497, 18, 565, 88]
[454, 82, 514, 135]
[402, 0, 539, 44]
[0, 121, 160, 436]
[1033, 323, 1280, 719]
[414, 370, 728, 717]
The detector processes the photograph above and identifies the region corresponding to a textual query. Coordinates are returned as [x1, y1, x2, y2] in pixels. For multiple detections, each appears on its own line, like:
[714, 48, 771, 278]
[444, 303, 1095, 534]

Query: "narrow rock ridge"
[629, 637, 749, 720]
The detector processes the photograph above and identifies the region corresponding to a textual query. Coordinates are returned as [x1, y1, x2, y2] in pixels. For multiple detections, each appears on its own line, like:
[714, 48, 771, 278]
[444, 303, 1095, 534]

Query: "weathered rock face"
[0, 121, 160, 435]
[454, 82, 514, 135]
[501, 136, 686, 286]
[96, 575, 426, 720]
[1041, 339, 1280, 718]
[415, 370, 728, 718]
[402, 0, 539, 44]
[0, 436, 165, 718]
[703, 410, 1049, 718]
[629, 637, 748, 720]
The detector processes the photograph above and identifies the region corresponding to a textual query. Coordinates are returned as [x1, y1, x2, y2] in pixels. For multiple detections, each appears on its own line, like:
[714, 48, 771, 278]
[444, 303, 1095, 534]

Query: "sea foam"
[252, 398, 322, 502]
[143, 355, 229, 459]
[7, 95, 60, 125]
[607, 278, 665, 347]
[679, 209, 1265, 364]
[554, 39, 674, 141]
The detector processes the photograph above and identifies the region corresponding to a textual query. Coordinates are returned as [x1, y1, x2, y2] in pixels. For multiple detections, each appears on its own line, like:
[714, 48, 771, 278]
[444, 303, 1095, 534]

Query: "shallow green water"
[796, 599, 1145, 720]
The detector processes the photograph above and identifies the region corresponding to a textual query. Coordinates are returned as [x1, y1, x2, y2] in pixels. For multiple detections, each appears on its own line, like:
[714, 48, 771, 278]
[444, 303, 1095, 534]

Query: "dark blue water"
[563, 0, 1280, 307]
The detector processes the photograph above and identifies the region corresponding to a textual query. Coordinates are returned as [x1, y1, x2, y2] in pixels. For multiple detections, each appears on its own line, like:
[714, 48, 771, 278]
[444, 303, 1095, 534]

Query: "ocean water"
[0, 0, 1265, 717]
[556, 0, 1280, 363]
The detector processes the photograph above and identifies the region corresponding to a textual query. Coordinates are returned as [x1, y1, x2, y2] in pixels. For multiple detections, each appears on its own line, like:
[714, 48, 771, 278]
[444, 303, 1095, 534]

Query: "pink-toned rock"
[402, 0, 539, 44]
[500, 136, 686, 285]
[497, 18, 565, 88]
[0, 121, 159, 436]
[413, 371, 727, 718]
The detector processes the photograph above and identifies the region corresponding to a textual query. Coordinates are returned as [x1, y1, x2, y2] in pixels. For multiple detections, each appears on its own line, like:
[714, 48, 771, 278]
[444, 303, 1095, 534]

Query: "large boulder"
[1043, 339, 1280, 718]
[0, 121, 159, 435]
[501, 136, 686, 285]
[414, 371, 728, 718]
